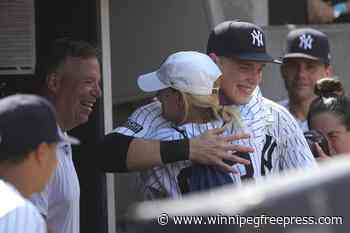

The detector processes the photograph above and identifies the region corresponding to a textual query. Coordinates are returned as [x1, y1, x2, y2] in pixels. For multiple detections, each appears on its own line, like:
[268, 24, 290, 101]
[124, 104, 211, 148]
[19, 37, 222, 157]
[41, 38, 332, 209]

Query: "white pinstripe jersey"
[0, 180, 47, 233]
[30, 127, 80, 233]
[137, 120, 236, 199]
[114, 101, 171, 138]
[115, 88, 317, 199]
[114, 101, 187, 199]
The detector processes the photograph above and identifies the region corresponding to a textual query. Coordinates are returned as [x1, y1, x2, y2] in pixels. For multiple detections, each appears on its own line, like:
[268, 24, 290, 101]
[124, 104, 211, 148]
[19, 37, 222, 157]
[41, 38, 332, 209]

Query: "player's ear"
[209, 53, 223, 70]
[31, 143, 50, 167]
[324, 64, 334, 77]
[280, 63, 288, 79]
[46, 72, 62, 94]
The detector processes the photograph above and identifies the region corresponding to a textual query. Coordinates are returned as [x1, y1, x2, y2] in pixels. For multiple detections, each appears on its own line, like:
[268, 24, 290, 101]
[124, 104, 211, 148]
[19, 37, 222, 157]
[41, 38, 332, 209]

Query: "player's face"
[310, 112, 350, 155]
[219, 58, 265, 105]
[281, 58, 331, 102]
[157, 88, 185, 124]
[53, 57, 101, 130]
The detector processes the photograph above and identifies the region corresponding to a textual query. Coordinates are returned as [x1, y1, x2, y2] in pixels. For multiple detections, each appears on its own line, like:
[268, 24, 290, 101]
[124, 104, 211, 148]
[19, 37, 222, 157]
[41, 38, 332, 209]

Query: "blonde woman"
[136, 51, 251, 199]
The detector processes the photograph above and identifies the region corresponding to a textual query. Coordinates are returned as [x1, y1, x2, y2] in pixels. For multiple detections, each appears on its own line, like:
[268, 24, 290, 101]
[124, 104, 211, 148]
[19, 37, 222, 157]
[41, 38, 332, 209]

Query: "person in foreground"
[0, 94, 75, 233]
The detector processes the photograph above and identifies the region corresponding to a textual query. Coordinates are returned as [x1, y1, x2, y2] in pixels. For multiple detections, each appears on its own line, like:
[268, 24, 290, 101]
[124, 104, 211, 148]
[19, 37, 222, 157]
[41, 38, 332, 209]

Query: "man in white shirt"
[279, 28, 333, 131]
[0, 94, 76, 233]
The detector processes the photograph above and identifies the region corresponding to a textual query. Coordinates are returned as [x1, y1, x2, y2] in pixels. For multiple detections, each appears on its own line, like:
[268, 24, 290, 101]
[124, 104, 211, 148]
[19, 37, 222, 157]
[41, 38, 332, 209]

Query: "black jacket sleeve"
[82, 132, 134, 173]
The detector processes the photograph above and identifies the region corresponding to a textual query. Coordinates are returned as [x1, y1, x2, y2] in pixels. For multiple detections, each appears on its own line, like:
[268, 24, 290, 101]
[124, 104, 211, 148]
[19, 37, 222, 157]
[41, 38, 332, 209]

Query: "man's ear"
[46, 73, 62, 94]
[208, 53, 222, 68]
[31, 143, 49, 167]
[325, 64, 334, 77]
[280, 64, 288, 79]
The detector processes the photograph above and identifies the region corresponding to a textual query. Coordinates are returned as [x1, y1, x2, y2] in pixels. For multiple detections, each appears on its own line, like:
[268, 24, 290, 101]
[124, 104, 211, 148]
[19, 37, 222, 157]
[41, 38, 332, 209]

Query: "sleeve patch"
[122, 119, 143, 133]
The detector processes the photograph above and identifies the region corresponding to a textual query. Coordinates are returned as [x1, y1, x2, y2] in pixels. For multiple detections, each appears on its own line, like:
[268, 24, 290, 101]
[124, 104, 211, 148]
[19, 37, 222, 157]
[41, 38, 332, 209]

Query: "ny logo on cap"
[251, 30, 264, 47]
[299, 34, 313, 50]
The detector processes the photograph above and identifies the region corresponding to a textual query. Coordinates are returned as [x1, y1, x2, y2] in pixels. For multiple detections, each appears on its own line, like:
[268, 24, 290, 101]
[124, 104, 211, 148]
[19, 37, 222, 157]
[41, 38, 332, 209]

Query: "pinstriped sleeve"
[0, 201, 47, 233]
[276, 109, 317, 170]
[137, 128, 189, 200]
[113, 102, 167, 138]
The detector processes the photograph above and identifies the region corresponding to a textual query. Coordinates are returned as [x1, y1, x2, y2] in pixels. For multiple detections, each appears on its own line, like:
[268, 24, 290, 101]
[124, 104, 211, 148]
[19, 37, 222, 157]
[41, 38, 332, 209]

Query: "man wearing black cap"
[206, 21, 316, 180]
[279, 28, 333, 131]
[0, 94, 76, 233]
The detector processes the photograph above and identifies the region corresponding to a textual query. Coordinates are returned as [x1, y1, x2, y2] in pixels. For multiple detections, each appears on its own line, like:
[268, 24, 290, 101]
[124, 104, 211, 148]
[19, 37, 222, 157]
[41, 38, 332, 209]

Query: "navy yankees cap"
[283, 28, 331, 65]
[0, 94, 78, 161]
[207, 21, 281, 64]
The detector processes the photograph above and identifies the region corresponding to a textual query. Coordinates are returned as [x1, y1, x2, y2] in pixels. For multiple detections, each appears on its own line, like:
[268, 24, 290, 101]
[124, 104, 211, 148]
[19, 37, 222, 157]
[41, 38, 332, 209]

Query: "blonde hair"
[177, 90, 242, 128]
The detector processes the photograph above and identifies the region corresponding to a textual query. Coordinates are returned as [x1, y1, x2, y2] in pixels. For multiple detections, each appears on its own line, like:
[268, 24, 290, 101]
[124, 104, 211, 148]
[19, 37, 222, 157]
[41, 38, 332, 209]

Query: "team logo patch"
[251, 29, 264, 47]
[299, 34, 313, 50]
[261, 135, 277, 175]
[122, 119, 143, 133]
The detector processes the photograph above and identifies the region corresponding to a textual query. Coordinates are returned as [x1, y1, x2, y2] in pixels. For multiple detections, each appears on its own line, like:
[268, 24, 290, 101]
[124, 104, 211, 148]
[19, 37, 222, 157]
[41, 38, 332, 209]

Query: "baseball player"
[118, 22, 317, 199]
[0, 94, 77, 233]
[279, 28, 333, 131]
[206, 21, 316, 180]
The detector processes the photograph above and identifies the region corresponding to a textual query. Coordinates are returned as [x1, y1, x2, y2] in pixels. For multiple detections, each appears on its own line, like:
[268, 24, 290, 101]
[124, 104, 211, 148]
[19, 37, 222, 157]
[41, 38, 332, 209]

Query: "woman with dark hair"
[307, 78, 350, 157]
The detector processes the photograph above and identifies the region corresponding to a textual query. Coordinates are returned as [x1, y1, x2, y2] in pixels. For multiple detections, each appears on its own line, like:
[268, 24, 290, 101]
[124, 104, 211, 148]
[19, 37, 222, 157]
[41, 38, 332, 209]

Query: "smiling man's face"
[52, 56, 102, 130]
[219, 57, 265, 105]
[281, 58, 331, 103]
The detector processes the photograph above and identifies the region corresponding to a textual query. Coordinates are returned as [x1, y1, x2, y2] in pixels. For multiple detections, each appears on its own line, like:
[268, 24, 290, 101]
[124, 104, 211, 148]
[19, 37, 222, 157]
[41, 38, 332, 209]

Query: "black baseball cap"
[207, 21, 281, 64]
[283, 28, 331, 65]
[0, 94, 79, 161]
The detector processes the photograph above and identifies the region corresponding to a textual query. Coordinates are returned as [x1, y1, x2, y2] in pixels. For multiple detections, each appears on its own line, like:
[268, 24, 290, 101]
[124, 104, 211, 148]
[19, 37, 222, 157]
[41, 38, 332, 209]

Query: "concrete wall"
[110, 0, 269, 106]
[110, 0, 211, 104]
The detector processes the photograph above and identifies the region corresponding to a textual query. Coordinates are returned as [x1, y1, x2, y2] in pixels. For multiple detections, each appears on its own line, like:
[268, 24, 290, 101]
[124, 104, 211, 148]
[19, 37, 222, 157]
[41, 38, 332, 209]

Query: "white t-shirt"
[279, 99, 309, 132]
[30, 127, 80, 233]
[0, 180, 46, 233]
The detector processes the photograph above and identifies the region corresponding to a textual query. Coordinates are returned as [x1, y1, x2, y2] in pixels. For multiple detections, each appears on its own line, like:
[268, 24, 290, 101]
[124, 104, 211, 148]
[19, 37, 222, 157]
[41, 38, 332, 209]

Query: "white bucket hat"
[137, 51, 222, 95]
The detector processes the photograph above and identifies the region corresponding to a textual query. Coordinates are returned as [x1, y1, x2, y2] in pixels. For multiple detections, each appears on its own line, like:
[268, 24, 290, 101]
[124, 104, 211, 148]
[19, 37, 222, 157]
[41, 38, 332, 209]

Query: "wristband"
[160, 138, 189, 164]
[334, 2, 348, 18]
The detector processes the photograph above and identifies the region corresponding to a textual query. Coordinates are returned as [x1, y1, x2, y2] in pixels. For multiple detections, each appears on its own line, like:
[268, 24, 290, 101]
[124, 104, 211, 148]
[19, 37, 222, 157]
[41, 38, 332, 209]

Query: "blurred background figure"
[270, 0, 350, 25]
[307, 78, 350, 158]
[308, 0, 350, 23]
[280, 28, 333, 131]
